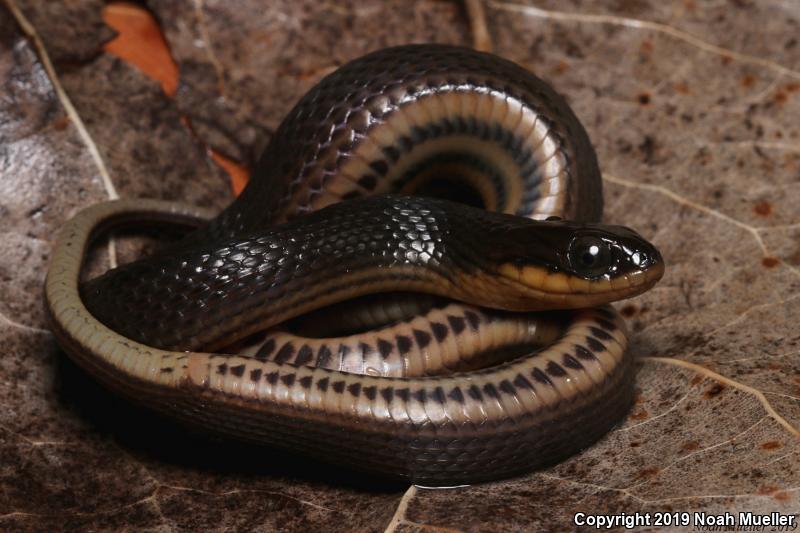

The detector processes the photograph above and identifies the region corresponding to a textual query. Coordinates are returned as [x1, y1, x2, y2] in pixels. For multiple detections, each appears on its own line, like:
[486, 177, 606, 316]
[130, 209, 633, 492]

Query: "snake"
[44, 44, 664, 485]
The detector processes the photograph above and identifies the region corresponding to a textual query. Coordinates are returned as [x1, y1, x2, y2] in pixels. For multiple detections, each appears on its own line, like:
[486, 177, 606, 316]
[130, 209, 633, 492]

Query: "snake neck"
[80, 195, 661, 352]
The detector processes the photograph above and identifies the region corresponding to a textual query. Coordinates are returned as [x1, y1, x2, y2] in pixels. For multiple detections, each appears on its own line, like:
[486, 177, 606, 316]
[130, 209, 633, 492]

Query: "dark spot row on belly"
[246, 309, 488, 372]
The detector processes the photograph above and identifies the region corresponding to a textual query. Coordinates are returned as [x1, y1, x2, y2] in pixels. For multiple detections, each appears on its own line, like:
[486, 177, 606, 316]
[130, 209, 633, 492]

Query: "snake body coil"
[45, 45, 664, 484]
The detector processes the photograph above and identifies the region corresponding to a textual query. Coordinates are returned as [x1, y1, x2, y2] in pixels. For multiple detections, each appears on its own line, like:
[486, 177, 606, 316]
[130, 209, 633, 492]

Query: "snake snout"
[598, 224, 665, 288]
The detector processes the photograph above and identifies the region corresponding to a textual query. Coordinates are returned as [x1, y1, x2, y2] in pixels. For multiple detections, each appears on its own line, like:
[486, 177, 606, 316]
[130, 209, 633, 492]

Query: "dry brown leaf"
[1, 1, 798, 531]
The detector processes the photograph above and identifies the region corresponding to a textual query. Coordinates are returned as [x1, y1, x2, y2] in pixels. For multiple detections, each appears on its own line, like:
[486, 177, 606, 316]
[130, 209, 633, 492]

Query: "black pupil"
[569, 237, 611, 277]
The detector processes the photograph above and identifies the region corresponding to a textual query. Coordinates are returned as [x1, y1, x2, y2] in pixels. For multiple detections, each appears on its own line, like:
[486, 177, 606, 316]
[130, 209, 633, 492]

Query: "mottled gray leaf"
[1, 1, 798, 532]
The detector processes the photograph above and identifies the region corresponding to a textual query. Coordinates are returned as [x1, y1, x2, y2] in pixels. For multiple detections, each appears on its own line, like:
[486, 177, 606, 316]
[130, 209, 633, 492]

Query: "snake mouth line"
[496, 261, 665, 303]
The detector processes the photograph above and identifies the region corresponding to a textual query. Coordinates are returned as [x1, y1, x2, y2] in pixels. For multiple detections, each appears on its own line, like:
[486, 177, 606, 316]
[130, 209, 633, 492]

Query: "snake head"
[483, 218, 665, 309]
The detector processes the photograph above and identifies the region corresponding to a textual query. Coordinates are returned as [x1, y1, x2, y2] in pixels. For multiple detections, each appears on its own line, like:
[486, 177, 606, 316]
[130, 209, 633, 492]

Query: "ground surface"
[1, 1, 799, 532]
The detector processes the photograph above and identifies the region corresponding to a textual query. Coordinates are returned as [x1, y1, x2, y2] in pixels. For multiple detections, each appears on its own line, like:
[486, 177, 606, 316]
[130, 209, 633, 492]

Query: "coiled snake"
[45, 45, 664, 485]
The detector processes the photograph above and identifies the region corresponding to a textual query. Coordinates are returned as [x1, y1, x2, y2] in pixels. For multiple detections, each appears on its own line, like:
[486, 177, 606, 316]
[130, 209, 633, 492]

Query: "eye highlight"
[568, 236, 613, 278]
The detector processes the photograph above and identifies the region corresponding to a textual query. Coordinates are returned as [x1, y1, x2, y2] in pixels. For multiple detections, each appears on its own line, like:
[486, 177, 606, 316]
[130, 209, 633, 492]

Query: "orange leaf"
[102, 2, 179, 97]
[210, 150, 250, 196]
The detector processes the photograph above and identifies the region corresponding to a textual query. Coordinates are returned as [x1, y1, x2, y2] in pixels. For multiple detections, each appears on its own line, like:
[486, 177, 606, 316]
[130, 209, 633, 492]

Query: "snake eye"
[568, 236, 613, 278]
